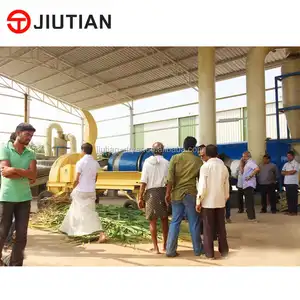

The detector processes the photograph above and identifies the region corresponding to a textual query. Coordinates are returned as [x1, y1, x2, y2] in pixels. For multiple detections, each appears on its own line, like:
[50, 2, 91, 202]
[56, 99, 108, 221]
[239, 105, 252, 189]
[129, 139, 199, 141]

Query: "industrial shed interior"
[0, 47, 289, 146]
[0, 47, 299, 207]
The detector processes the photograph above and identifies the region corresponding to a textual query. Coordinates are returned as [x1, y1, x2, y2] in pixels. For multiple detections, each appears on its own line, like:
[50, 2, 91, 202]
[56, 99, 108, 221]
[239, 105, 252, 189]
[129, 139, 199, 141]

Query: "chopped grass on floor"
[29, 203, 161, 244]
[29, 203, 192, 245]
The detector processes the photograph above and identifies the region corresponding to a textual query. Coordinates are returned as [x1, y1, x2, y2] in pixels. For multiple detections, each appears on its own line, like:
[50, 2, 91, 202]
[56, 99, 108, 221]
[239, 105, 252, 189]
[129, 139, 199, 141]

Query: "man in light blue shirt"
[242, 151, 260, 222]
[282, 151, 299, 216]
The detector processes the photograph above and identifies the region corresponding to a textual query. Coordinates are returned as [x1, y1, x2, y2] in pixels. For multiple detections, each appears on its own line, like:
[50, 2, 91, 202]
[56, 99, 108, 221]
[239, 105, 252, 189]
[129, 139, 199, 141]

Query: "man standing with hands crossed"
[0, 123, 37, 266]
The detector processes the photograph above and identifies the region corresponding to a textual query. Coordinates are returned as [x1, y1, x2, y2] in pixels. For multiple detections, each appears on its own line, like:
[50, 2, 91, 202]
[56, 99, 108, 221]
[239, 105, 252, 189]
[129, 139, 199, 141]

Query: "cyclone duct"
[281, 50, 300, 155]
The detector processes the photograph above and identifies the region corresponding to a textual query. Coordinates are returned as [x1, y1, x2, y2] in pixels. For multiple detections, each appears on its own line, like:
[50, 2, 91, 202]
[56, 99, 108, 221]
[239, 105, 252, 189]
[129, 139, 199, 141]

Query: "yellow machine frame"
[47, 161, 142, 201]
[45, 109, 143, 204]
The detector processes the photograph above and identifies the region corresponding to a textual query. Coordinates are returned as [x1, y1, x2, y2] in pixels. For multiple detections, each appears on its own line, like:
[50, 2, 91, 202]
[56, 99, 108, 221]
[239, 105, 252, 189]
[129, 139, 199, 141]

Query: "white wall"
[91, 104, 131, 152]
[93, 102, 290, 151]
[143, 119, 178, 148]
[216, 109, 242, 143]
[96, 135, 130, 153]
[194, 109, 242, 144]
[97, 117, 130, 138]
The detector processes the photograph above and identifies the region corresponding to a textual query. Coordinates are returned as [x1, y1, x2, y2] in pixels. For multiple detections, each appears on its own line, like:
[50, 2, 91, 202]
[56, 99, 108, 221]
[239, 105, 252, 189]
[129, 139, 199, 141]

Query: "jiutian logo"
[7, 10, 31, 34]
[7, 9, 112, 34]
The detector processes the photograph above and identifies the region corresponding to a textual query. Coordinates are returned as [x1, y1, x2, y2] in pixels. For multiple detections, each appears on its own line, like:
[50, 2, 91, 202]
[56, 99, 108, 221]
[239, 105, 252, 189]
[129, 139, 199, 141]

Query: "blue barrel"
[108, 147, 199, 171]
[107, 141, 291, 172]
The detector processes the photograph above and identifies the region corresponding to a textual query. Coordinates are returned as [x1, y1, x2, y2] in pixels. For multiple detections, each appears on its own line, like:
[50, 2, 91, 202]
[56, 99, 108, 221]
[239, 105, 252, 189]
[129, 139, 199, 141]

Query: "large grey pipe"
[44, 123, 63, 157]
[281, 48, 300, 156]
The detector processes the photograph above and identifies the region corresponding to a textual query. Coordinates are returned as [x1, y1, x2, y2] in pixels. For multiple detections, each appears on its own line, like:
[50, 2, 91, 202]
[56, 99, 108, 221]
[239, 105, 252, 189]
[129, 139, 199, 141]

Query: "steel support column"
[81, 117, 85, 145]
[129, 103, 134, 150]
[24, 93, 29, 123]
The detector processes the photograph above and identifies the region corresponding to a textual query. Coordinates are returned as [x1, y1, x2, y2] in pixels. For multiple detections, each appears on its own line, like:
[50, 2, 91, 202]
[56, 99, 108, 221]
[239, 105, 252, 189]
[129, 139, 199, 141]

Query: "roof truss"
[0, 47, 287, 111]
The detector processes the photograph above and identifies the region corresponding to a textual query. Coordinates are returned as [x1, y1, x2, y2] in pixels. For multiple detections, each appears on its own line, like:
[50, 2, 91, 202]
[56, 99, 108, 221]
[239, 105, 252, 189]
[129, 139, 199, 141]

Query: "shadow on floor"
[27, 233, 224, 266]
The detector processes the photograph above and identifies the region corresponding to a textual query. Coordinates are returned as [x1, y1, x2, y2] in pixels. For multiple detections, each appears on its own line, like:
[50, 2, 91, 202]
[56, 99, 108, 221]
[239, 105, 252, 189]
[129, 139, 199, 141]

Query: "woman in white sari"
[60, 143, 106, 243]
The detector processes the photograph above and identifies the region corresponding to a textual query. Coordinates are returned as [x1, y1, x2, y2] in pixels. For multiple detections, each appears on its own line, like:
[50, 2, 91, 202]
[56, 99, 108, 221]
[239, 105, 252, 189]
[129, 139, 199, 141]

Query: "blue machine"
[108, 140, 291, 172]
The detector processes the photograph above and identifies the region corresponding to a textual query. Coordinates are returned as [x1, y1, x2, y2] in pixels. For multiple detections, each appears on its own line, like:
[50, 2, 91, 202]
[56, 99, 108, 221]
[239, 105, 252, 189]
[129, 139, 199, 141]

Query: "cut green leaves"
[30, 204, 163, 245]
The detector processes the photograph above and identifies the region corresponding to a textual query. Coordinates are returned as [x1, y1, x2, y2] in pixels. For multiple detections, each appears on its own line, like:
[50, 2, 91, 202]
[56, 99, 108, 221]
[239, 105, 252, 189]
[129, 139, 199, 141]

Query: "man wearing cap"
[0, 123, 37, 266]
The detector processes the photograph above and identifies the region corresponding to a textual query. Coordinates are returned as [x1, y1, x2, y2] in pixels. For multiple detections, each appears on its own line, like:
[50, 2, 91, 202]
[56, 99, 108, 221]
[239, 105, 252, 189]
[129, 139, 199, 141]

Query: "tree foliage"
[28, 142, 45, 154]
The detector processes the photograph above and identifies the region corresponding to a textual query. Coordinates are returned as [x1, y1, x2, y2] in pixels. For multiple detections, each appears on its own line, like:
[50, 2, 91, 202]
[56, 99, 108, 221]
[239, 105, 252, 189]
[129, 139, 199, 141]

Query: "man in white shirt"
[60, 143, 106, 242]
[138, 142, 169, 254]
[196, 144, 229, 259]
[281, 151, 299, 216]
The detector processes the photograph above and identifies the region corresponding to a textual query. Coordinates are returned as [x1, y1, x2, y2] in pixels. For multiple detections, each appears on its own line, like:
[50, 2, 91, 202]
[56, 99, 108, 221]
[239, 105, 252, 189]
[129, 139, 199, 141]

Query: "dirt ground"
[23, 198, 300, 266]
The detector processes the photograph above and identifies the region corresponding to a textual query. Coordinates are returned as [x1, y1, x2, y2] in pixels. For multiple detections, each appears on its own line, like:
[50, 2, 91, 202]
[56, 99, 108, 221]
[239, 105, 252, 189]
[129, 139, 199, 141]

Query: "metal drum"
[107, 141, 291, 172]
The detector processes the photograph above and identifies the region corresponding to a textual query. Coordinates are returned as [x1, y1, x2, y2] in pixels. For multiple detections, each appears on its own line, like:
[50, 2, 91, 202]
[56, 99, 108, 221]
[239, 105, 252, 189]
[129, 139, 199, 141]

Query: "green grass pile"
[30, 203, 163, 244]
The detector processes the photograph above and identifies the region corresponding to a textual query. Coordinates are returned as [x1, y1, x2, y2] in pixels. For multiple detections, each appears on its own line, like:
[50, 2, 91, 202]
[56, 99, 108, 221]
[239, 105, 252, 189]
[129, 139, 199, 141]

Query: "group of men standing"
[236, 150, 299, 219]
[0, 122, 299, 265]
[139, 136, 300, 259]
[139, 137, 230, 259]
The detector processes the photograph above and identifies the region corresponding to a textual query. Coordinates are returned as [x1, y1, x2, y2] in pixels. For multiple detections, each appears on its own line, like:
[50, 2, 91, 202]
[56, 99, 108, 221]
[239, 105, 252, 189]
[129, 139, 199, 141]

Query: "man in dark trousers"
[0, 123, 37, 266]
[281, 151, 299, 216]
[199, 145, 217, 240]
[258, 154, 280, 214]
[242, 151, 260, 222]
[196, 144, 229, 260]
[236, 158, 245, 213]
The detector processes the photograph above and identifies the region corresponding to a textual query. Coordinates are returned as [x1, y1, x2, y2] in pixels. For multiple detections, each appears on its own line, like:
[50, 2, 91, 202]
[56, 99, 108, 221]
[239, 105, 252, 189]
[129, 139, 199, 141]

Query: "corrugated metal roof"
[0, 47, 287, 110]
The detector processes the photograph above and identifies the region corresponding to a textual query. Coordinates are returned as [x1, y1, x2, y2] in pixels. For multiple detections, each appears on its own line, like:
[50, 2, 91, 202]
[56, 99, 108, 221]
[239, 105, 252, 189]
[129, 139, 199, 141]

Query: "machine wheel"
[123, 200, 138, 210]
[39, 190, 54, 199]
[95, 191, 105, 204]
[95, 193, 100, 204]
[37, 191, 54, 210]
[126, 190, 133, 196]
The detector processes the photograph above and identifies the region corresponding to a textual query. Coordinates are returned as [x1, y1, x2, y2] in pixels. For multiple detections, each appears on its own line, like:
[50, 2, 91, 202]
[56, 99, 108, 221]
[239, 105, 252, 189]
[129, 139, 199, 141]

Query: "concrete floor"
[24, 203, 300, 266]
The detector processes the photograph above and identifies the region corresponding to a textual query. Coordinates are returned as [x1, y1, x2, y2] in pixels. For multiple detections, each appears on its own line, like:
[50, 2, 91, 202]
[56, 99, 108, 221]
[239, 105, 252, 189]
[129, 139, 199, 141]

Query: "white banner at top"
[0, 0, 299, 46]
